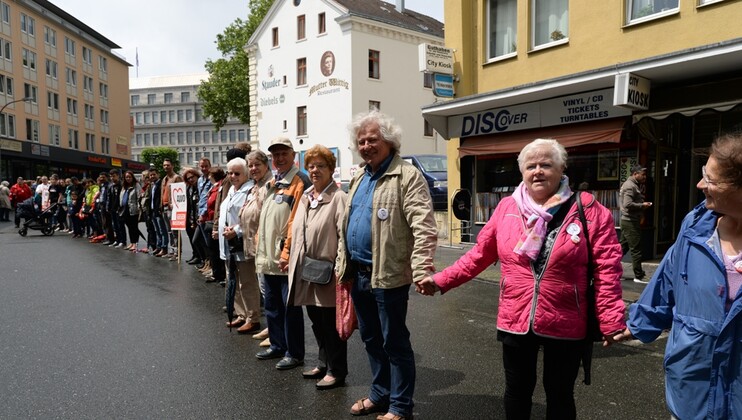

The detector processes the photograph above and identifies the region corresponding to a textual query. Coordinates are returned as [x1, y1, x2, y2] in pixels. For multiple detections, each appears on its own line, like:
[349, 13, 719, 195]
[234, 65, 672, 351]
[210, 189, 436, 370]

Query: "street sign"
[418, 43, 454, 74]
[433, 73, 454, 98]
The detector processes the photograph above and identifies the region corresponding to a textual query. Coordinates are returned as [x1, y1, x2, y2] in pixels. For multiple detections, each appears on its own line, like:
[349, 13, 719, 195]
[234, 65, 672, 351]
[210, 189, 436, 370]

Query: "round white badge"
[566, 223, 581, 236]
[377, 208, 389, 220]
[310, 199, 318, 209]
[275, 194, 284, 204]
[247, 193, 254, 201]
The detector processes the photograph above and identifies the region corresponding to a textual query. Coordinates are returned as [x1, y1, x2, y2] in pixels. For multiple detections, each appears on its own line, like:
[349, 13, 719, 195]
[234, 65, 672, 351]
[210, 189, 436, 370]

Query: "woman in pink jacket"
[418, 139, 625, 419]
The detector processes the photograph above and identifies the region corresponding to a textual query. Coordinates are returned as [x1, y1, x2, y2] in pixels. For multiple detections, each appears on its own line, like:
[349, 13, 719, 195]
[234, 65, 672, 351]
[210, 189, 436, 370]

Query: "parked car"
[402, 154, 448, 211]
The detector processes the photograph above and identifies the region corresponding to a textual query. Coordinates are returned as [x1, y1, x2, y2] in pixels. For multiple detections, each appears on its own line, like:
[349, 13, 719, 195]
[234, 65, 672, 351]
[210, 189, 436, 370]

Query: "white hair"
[517, 139, 568, 172]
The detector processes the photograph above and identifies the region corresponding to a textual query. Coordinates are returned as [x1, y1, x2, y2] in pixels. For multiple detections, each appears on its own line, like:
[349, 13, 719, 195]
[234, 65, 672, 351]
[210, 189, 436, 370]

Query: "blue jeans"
[351, 270, 415, 417]
[152, 213, 168, 249]
[263, 274, 304, 360]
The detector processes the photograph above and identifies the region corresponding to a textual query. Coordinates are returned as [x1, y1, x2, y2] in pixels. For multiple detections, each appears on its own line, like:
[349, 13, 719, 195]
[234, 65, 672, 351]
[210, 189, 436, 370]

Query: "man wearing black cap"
[619, 164, 652, 283]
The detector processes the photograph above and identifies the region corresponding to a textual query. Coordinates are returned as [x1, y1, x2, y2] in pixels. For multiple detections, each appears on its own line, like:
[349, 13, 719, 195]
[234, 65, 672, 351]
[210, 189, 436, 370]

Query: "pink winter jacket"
[434, 192, 625, 340]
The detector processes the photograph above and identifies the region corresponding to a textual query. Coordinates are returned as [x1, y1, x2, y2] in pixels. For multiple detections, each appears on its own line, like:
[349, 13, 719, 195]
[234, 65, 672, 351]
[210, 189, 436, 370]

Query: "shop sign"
[433, 73, 454, 98]
[260, 94, 285, 106]
[309, 78, 350, 97]
[87, 156, 108, 165]
[111, 158, 122, 167]
[170, 182, 187, 231]
[126, 162, 148, 171]
[117, 144, 128, 154]
[0, 138, 22, 152]
[418, 43, 454, 75]
[450, 88, 631, 138]
[613, 73, 651, 110]
[31, 144, 50, 157]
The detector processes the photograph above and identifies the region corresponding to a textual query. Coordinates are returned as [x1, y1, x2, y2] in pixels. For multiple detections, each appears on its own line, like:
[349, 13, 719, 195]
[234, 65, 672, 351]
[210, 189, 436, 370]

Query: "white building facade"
[247, 0, 445, 181]
[129, 73, 251, 168]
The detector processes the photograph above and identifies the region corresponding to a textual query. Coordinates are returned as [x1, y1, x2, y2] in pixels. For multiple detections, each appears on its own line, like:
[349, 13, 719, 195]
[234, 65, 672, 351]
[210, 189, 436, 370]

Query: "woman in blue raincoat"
[615, 132, 742, 420]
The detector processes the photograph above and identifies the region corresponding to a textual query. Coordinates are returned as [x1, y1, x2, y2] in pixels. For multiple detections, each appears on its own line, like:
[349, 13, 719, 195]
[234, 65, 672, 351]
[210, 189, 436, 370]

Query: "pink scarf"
[512, 176, 572, 260]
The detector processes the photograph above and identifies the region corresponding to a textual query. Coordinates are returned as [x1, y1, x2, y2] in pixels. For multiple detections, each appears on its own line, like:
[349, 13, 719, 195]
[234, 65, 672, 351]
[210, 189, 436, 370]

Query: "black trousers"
[500, 331, 583, 420]
[306, 305, 348, 379]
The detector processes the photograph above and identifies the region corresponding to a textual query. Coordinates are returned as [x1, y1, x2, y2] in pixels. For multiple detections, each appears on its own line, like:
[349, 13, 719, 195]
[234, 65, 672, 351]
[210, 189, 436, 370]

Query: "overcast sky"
[50, 0, 443, 79]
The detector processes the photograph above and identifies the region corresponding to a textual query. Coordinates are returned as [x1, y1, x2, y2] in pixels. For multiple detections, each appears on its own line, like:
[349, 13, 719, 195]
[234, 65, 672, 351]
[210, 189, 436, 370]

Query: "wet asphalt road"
[0, 223, 668, 419]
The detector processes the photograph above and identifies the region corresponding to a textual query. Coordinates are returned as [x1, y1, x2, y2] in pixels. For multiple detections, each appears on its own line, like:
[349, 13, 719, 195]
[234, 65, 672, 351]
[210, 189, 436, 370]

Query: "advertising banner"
[170, 182, 187, 230]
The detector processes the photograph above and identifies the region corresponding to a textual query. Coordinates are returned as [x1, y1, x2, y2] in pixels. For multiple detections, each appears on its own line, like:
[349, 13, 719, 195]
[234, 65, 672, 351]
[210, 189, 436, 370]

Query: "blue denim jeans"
[351, 270, 415, 417]
[152, 213, 168, 249]
[263, 274, 304, 360]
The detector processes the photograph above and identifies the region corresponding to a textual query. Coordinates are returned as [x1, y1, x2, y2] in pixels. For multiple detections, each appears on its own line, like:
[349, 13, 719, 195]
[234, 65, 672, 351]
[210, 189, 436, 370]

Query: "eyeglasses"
[701, 165, 729, 187]
[185, 176, 195, 181]
[307, 163, 328, 171]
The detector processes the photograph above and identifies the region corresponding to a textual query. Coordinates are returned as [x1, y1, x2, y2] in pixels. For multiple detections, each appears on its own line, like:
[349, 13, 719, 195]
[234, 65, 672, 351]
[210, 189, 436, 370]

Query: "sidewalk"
[434, 240, 658, 304]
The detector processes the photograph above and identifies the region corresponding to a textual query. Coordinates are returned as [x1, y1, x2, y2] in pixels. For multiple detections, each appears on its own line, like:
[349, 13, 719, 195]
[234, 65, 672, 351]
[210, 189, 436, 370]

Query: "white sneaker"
[633, 278, 648, 284]
[115, 243, 125, 248]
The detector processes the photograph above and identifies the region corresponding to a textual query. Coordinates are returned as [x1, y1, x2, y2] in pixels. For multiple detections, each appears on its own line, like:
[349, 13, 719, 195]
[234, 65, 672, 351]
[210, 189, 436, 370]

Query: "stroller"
[17, 197, 59, 237]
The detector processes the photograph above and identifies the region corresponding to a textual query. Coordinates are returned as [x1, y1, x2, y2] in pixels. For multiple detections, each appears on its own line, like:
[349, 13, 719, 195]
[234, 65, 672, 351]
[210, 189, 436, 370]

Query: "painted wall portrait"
[321, 51, 335, 77]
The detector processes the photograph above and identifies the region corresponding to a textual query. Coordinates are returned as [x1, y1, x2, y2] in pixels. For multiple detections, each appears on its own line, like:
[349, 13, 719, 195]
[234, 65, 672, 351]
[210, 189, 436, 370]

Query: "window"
[169, 132, 175, 145]
[627, 0, 679, 22]
[318, 12, 326, 34]
[424, 119, 434, 137]
[238, 129, 246, 141]
[66, 68, 77, 86]
[64, 37, 76, 57]
[98, 56, 107, 72]
[21, 49, 36, 70]
[84, 104, 94, 121]
[532, 0, 568, 48]
[143, 112, 150, 124]
[68, 129, 79, 149]
[44, 26, 56, 47]
[177, 110, 184, 122]
[297, 15, 306, 40]
[423, 73, 433, 88]
[99, 83, 108, 98]
[168, 110, 175, 122]
[152, 133, 159, 146]
[25, 119, 40, 142]
[181, 91, 190, 102]
[47, 91, 59, 110]
[66, 98, 77, 115]
[152, 110, 159, 123]
[100, 110, 109, 125]
[82, 46, 92, 64]
[135, 112, 142, 124]
[369, 101, 380, 111]
[297, 106, 307, 136]
[368, 50, 380, 79]
[186, 109, 192, 121]
[83, 76, 94, 93]
[101, 137, 110, 154]
[297, 58, 307, 85]
[130, 95, 139, 106]
[147, 93, 155, 104]
[45, 59, 58, 78]
[186, 131, 193, 144]
[0, 113, 15, 137]
[0, 38, 10, 61]
[272, 27, 279, 47]
[487, 0, 518, 59]
[160, 110, 167, 122]
[0, 74, 13, 96]
[229, 130, 236, 141]
[177, 132, 184, 145]
[164, 92, 173, 103]
[195, 131, 201, 144]
[20, 14, 35, 36]
[49, 124, 61, 146]
[1, 3, 8, 24]
[85, 133, 95, 151]
[220, 130, 227, 143]
[23, 83, 37, 103]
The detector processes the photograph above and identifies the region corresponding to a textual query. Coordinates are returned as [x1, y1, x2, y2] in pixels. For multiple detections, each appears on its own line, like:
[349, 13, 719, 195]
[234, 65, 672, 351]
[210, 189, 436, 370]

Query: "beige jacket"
[288, 183, 346, 307]
[239, 171, 273, 260]
[336, 154, 438, 289]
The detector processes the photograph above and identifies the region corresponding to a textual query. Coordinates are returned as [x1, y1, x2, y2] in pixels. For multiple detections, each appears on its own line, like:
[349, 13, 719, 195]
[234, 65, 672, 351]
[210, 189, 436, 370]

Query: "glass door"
[654, 147, 678, 256]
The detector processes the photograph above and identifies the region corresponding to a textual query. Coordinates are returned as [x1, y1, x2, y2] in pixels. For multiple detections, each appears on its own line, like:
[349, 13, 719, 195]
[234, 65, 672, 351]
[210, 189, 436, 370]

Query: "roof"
[129, 73, 210, 90]
[334, 0, 443, 38]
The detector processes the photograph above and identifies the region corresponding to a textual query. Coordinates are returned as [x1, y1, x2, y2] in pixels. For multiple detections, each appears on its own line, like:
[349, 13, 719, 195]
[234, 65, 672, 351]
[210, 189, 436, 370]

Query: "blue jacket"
[628, 202, 742, 420]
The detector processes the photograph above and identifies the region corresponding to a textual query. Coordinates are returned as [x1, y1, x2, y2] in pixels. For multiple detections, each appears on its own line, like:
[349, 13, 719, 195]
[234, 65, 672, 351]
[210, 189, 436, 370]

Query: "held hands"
[603, 328, 634, 347]
[416, 276, 440, 296]
[278, 258, 289, 273]
[222, 225, 236, 240]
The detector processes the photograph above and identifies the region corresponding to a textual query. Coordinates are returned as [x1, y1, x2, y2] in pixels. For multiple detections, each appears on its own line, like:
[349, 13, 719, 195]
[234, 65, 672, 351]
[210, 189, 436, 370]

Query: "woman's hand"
[278, 258, 289, 273]
[416, 276, 440, 296]
[602, 328, 634, 347]
[223, 225, 236, 240]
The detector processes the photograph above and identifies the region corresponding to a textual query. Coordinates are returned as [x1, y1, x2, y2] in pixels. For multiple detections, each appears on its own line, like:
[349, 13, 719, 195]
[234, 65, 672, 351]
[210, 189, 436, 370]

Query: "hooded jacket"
[629, 202, 742, 420]
[434, 192, 625, 340]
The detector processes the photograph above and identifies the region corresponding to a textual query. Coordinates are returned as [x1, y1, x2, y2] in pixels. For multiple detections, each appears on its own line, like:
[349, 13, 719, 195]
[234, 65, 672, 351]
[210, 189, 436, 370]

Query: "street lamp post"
[0, 97, 32, 180]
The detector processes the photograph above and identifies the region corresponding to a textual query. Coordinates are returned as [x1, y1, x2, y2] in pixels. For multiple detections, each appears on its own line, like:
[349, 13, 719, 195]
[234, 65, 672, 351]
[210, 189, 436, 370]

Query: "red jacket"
[9, 183, 32, 206]
[434, 192, 625, 340]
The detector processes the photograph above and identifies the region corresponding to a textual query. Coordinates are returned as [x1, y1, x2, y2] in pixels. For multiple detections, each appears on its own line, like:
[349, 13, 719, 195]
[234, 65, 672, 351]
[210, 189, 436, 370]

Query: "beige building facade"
[424, 0, 742, 257]
[0, 0, 137, 180]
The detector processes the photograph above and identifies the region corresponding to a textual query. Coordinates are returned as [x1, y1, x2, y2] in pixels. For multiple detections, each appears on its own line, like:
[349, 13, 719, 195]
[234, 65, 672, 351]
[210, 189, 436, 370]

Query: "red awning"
[458, 118, 627, 157]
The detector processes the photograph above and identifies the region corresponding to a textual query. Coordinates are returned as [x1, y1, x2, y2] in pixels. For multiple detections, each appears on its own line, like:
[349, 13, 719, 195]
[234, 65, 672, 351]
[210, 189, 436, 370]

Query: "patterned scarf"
[513, 176, 572, 260]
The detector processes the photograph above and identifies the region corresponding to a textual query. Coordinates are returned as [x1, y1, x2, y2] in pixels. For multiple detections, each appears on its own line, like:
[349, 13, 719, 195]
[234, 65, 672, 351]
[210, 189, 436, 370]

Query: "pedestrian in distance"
[10, 177, 33, 227]
[615, 132, 742, 420]
[418, 138, 626, 420]
[0, 180, 11, 222]
[620, 164, 653, 283]
[337, 110, 438, 420]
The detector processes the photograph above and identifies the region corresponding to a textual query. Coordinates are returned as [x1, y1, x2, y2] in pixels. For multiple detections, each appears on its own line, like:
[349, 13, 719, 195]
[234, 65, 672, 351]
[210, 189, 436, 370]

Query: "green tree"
[141, 147, 180, 177]
[198, 0, 275, 130]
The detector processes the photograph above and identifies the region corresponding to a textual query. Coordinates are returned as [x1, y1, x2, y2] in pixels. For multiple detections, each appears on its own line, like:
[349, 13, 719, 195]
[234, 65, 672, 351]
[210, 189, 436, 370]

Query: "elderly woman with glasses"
[287, 145, 348, 389]
[616, 132, 742, 420]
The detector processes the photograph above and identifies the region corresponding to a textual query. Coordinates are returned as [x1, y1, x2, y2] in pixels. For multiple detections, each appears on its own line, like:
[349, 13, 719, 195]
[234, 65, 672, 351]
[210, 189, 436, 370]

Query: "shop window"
[531, 0, 568, 48]
[487, 0, 517, 59]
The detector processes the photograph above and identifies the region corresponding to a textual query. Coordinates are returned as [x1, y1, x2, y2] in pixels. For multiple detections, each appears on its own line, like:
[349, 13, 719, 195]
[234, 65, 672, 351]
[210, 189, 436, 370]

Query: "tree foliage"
[141, 147, 180, 177]
[198, 0, 275, 131]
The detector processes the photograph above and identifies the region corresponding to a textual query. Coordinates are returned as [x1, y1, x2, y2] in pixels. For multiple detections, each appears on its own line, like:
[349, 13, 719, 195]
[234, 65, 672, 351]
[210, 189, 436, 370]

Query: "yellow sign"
[0, 138, 22, 152]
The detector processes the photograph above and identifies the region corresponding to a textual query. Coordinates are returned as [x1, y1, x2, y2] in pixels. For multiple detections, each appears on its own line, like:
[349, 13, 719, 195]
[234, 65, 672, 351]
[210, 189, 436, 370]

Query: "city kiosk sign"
[613, 73, 651, 110]
[449, 88, 631, 138]
[418, 43, 454, 74]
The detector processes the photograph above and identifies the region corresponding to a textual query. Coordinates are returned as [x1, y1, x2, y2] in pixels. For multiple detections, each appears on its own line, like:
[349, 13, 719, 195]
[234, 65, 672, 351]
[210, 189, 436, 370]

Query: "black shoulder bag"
[575, 192, 603, 385]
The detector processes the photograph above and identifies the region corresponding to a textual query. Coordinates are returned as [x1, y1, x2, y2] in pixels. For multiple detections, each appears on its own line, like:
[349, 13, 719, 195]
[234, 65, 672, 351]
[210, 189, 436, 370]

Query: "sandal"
[350, 398, 386, 416]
